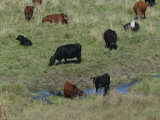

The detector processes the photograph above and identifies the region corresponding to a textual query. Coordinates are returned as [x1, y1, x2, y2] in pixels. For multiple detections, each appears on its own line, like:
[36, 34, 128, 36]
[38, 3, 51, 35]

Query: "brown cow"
[133, 1, 147, 20]
[42, 13, 68, 24]
[24, 6, 34, 21]
[32, 0, 42, 4]
[63, 81, 86, 100]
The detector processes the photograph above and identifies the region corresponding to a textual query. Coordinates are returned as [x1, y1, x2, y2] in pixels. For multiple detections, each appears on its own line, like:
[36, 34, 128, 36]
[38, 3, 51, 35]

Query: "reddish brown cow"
[24, 6, 34, 21]
[63, 81, 86, 100]
[42, 13, 68, 24]
[133, 1, 147, 20]
[32, 0, 42, 4]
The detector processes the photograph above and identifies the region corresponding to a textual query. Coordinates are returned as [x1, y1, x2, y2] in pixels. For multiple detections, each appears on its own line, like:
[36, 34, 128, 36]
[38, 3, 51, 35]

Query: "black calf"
[91, 73, 110, 94]
[16, 35, 32, 46]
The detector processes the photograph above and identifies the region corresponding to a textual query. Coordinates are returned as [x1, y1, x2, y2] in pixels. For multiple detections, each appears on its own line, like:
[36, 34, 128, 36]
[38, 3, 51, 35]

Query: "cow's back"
[42, 14, 62, 23]
[24, 6, 34, 13]
[59, 44, 81, 58]
[104, 29, 117, 43]
[133, 1, 147, 14]
[64, 82, 79, 96]
[98, 73, 110, 85]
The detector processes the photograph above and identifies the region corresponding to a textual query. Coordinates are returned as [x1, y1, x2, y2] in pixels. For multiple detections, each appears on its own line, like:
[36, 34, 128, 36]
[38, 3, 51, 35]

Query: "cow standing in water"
[48, 43, 82, 66]
[42, 13, 68, 24]
[63, 81, 86, 100]
[91, 73, 110, 95]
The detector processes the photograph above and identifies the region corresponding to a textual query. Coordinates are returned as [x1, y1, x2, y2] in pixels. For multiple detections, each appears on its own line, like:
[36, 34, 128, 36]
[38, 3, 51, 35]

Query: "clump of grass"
[0, 100, 8, 120]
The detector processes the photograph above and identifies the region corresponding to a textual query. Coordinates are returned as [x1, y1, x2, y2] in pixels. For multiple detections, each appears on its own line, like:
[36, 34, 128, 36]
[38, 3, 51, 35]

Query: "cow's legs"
[105, 43, 108, 48]
[104, 86, 107, 93]
[107, 83, 109, 89]
[96, 87, 98, 93]
[64, 58, 67, 63]
[77, 52, 81, 63]
[99, 87, 102, 95]
[108, 43, 112, 50]
[70, 94, 73, 100]
[143, 12, 146, 19]
[25, 13, 27, 21]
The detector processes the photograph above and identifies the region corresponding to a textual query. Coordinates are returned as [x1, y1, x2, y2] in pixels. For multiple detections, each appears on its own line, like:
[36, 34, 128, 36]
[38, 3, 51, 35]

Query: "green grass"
[0, 0, 160, 119]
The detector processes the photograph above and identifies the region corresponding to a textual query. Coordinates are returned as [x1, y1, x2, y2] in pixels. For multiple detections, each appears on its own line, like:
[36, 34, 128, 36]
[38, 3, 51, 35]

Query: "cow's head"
[90, 77, 97, 84]
[42, 17, 48, 23]
[16, 35, 24, 41]
[62, 13, 68, 24]
[48, 56, 55, 66]
[121, 27, 125, 31]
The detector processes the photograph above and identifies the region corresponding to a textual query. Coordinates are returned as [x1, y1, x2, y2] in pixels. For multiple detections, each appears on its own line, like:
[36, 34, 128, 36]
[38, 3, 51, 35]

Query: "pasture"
[0, 0, 160, 119]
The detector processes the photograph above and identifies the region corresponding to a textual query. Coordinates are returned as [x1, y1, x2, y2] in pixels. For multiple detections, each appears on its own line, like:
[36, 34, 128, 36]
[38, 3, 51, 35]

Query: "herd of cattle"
[18, 0, 156, 99]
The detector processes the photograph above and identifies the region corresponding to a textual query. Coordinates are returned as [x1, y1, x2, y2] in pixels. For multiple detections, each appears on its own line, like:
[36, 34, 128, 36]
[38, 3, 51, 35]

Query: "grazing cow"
[91, 73, 110, 94]
[16, 35, 32, 46]
[63, 81, 86, 99]
[48, 43, 82, 66]
[24, 6, 34, 21]
[145, 0, 155, 7]
[103, 29, 118, 50]
[121, 21, 140, 32]
[133, 1, 147, 20]
[42, 13, 68, 24]
[32, 0, 42, 4]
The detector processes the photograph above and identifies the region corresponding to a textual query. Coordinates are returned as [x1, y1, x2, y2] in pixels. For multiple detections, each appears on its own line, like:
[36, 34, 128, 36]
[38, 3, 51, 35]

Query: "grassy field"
[0, 0, 160, 119]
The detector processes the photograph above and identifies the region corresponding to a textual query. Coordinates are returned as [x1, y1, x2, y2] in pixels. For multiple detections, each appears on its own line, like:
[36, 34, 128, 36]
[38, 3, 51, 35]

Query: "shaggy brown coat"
[24, 6, 34, 21]
[42, 13, 68, 24]
[133, 1, 147, 20]
[63, 81, 86, 100]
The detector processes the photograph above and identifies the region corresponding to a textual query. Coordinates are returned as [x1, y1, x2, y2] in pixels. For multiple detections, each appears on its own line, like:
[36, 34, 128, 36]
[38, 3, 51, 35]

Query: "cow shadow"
[55, 60, 81, 65]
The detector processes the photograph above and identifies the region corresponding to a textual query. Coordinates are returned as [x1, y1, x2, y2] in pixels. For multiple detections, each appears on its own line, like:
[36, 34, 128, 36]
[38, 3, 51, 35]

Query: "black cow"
[145, 0, 155, 7]
[48, 43, 82, 66]
[16, 35, 32, 46]
[103, 29, 118, 50]
[91, 73, 110, 94]
[121, 21, 140, 32]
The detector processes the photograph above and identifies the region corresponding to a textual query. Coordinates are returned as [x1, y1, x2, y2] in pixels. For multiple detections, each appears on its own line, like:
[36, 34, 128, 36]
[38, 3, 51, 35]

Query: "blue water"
[32, 75, 160, 103]
[116, 81, 137, 94]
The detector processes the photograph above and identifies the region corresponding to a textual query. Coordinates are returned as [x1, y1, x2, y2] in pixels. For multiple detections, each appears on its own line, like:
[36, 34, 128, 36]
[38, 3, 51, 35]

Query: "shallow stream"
[32, 75, 160, 103]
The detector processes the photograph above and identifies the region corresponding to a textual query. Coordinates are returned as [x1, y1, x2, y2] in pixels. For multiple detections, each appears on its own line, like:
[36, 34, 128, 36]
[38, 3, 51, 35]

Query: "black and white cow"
[48, 43, 82, 66]
[103, 29, 118, 50]
[16, 35, 32, 46]
[91, 73, 110, 94]
[121, 21, 140, 32]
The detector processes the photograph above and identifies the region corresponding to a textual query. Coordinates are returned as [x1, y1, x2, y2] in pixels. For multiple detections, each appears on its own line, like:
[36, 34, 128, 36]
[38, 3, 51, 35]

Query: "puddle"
[116, 81, 137, 94]
[32, 75, 160, 103]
